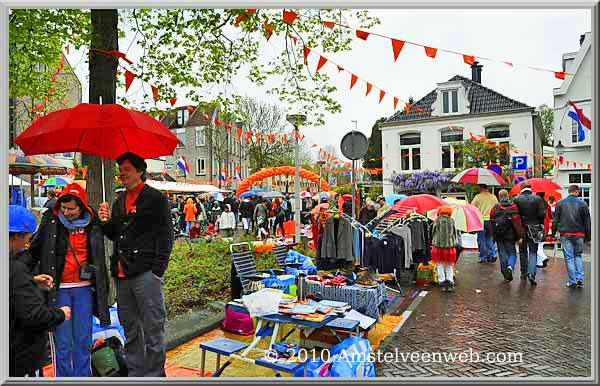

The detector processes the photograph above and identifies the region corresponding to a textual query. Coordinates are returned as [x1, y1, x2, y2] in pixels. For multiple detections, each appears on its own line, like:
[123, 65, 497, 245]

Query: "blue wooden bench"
[199, 338, 249, 376]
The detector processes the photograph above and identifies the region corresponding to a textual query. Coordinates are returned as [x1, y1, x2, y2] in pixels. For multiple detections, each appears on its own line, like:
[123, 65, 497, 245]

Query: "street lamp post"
[316, 160, 326, 192]
[287, 113, 307, 243]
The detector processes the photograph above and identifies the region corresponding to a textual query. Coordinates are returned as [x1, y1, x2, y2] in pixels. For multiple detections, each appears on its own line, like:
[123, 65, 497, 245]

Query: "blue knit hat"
[9, 205, 37, 233]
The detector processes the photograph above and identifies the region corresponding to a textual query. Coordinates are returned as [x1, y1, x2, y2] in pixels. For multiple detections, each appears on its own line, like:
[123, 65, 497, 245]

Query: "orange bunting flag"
[283, 134, 287, 144]
[246, 131, 253, 144]
[356, 30, 370, 41]
[424, 46, 438, 58]
[225, 124, 233, 131]
[282, 10, 298, 25]
[587, 163, 591, 170]
[235, 14, 246, 25]
[311, 144, 317, 148]
[256, 133, 261, 143]
[554, 71, 566, 80]
[365, 83, 373, 97]
[405, 103, 411, 113]
[350, 74, 358, 90]
[269, 134, 276, 144]
[322, 21, 335, 29]
[32, 103, 45, 112]
[214, 119, 222, 126]
[264, 22, 273, 41]
[303, 47, 311, 64]
[391, 39, 405, 62]
[463, 55, 476, 65]
[316, 56, 328, 73]
[151, 85, 159, 103]
[289, 34, 298, 45]
[125, 70, 135, 92]
[247, 9, 257, 15]
[566, 160, 570, 167]
[202, 114, 210, 120]
[337, 65, 344, 72]
[169, 98, 177, 107]
[393, 97, 399, 111]
[379, 90, 386, 103]
[237, 127, 243, 142]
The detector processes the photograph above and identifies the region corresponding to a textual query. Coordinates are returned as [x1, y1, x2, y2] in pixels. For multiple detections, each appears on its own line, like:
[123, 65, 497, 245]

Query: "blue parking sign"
[512, 156, 527, 170]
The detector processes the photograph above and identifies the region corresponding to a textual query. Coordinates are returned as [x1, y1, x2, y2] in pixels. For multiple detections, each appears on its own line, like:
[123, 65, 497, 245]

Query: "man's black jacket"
[102, 184, 174, 278]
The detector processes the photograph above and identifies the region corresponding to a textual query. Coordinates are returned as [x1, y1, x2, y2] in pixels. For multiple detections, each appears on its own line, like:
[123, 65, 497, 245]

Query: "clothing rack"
[342, 213, 371, 266]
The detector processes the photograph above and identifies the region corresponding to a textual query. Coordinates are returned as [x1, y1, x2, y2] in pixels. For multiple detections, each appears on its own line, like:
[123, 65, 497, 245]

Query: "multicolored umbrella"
[42, 176, 72, 187]
[451, 167, 505, 186]
[392, 194, 445, 214]
[427, 203, 484, 233]
[300, 191, 312, 199]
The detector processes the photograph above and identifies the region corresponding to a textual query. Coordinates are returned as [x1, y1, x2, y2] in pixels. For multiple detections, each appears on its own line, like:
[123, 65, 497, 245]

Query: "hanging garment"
[321, 216, 354, 262]
[390, 225, 413, 268]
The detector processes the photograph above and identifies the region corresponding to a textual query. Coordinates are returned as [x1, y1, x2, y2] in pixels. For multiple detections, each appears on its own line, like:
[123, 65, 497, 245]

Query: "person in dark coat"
[10, 205, 71, 377]
[358, 201, 378, 225]
[44, 189, 57, 210]
[98, 152, 173, 377]
[239, 198, 255, 235]
[490, 189, 524, 282]
[513, 182, 547, 285]
[28, 183, 111, 377]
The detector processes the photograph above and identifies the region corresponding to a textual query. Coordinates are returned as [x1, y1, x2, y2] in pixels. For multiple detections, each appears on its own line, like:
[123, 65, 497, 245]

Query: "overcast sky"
[66, 8, 591, 160]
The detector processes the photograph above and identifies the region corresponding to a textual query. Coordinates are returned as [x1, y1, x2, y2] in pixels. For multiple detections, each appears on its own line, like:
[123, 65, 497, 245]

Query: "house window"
[174, 128, 185, 148]
[568, 172, 591, 206]
[176, 109, 190, 127]
[581, 187, 591, 207]
[195, 127, 206, 146]
[485, 125, 510, 139]
[440, 128, 463, 169]
[442, 90, 458, 113]
[572, 119, 581, 143]
[166, 164, 174, 171]
[399, 133, 421, 171]
[196, 158, 206, 175]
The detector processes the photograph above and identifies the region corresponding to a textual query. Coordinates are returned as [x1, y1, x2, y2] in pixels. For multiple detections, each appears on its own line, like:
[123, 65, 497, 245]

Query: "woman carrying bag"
[28, 183, 110, 377]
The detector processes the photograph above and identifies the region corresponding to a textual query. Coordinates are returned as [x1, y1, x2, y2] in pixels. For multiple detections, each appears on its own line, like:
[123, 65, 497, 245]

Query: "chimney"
[580, 34, 586, 46]
[471, 61, 483, 84]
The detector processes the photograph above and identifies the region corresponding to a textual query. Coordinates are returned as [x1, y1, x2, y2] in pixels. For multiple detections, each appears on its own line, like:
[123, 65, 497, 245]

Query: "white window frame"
[195, 127, 206, 146]
[165, 164, 174, 171]
[175, 128, 185, 148]
[399, 133, 421, 171]
[176, 109, 190, 127]
[196, 158, 206, 176]
[440, 128, 464, 169]
[442, 90, 459, 114]
[572, 119, 581, 143]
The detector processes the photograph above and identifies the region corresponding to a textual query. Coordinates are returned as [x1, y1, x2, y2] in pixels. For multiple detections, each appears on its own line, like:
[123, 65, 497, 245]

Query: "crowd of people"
[8, 147, 592, 378]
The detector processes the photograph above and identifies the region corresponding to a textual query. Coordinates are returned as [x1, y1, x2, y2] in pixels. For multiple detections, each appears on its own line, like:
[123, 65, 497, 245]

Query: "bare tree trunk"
[83, 9, 119, 304]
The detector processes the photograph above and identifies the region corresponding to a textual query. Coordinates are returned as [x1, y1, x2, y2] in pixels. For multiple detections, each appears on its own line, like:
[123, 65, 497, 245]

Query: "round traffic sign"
[340, 131, 369, 160]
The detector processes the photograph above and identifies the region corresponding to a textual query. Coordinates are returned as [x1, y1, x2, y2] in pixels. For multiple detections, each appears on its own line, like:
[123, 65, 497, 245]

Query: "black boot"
[528, 274, 537, 286]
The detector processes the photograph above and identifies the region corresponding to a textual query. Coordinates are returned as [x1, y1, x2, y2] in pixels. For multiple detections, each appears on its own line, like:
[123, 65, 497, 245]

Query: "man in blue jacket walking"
[552, 184, 591, 288]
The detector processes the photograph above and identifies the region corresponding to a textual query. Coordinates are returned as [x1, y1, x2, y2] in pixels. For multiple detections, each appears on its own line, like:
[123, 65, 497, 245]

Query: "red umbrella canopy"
[391, 194, 445, 214]
[509, 178, 562, 198]
[451, 167, 505, 186]
[15, 103, 180, 160]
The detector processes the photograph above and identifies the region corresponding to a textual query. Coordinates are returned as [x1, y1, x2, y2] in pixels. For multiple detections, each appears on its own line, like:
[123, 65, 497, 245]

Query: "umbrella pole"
[101, 157, 106, 203]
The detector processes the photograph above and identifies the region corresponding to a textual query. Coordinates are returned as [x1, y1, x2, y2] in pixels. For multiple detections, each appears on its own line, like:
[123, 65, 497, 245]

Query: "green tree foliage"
[462, 139, 512, 171]
[121, 9, 379, 126]
[538, 104, 554, 146]
[362, 117, 385, 181]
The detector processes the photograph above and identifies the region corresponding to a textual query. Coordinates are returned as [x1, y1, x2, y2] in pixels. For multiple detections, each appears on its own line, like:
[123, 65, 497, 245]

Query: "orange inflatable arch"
[236, 166, 331, 196]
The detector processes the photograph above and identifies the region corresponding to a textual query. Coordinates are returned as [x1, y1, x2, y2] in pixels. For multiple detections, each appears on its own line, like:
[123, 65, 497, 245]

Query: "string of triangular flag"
[31, 44, 70, 123]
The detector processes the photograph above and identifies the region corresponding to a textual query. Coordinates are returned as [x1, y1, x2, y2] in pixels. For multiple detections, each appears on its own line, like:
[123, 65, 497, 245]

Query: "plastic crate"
[397, 268, 416, 287]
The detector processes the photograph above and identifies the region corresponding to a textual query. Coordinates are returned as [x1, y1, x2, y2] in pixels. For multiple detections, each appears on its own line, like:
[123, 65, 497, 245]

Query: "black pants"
[230, 263, 243, 300]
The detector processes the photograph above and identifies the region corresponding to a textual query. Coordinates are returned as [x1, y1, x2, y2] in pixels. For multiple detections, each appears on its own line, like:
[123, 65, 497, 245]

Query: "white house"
[553, 32, 592, 208]
[380, 63, 543, 196]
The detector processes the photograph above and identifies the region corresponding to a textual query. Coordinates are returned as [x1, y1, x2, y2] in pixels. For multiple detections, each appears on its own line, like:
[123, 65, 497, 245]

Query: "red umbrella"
[15, 103, 179, 160]
[509, 178, 562, 197]
[391, 194, 445, 214]
[15, 103, 180, 201]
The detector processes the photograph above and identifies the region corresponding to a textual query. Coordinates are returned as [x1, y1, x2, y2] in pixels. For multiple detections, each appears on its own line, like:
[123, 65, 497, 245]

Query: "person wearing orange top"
[183, 197, 198, 235]
[28, 183, 110, 377]
[98, 152, 173, 377]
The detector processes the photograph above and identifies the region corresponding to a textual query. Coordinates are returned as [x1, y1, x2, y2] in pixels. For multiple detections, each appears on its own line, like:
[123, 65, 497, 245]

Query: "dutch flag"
[177, 156, 190, 176]
[568, 100, 592, 141]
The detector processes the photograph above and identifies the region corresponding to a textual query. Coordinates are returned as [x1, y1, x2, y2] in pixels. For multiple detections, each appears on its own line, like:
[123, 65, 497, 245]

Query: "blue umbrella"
[250, 188, 266, 194]
[240, 191, 256, 199]
[261, 191, 285, 199]
[212, 192, 225, 201]
[385, 194, 407, 205]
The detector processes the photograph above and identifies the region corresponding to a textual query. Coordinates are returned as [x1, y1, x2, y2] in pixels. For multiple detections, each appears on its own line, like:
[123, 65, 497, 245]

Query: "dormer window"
[442, 90, 458, 113]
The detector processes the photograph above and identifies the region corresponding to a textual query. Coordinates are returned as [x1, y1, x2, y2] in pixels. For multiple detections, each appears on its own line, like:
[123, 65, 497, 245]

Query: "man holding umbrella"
[98, 152, 173, 377]
[471, 184, 499, 263]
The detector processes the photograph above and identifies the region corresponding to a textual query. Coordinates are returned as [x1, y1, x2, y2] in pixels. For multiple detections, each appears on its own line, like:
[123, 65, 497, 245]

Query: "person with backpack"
[274, 198, 287, 237]
[513, 182, 547, 286]
[490, 189, 524, 282]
